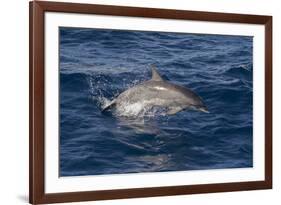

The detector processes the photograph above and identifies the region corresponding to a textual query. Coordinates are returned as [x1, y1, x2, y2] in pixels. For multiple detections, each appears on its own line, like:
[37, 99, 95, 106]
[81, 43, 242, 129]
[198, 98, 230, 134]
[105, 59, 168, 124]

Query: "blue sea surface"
[59, 27, 253, 176]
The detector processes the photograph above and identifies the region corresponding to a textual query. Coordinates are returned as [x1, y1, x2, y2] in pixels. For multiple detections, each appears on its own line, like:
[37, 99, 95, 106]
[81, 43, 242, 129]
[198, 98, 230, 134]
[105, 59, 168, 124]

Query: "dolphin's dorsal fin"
[151, 65, 164, 81]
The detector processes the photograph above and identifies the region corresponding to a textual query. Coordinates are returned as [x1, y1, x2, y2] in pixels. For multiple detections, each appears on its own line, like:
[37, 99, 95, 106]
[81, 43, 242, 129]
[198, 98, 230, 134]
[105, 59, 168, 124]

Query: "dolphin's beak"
[199, 107, 209, 113]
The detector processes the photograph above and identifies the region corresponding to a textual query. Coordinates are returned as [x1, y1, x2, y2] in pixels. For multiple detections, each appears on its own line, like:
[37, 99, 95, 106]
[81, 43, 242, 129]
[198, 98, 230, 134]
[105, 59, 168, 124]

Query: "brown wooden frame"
[29, 1, 272, 204]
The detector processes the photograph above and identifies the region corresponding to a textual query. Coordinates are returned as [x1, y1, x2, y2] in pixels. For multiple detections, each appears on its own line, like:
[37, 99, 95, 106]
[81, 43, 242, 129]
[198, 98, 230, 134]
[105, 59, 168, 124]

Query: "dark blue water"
[59, 27, 253, 177]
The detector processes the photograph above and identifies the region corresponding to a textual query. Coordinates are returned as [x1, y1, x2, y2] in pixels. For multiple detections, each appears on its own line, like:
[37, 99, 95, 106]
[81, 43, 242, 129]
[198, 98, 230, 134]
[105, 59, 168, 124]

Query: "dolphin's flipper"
[101, 99, 116, 112]
[151, 65, 164, 81]
[166, 107, 183, 115]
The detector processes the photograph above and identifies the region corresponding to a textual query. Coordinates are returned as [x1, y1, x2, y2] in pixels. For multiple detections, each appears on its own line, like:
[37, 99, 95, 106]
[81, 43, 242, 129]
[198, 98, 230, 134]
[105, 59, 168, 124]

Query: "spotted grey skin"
[102, 66, 208, 115]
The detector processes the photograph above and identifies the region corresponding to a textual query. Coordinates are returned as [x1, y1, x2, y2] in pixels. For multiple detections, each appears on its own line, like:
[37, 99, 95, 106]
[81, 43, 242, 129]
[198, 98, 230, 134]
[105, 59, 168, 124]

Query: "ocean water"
[59, 27, 253, 177]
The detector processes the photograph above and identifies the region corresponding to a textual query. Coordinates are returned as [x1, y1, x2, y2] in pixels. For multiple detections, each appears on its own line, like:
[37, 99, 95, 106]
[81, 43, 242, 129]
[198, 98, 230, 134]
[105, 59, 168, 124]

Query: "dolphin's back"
[114, 80, 203, 110]
[144, 80, 203, 106]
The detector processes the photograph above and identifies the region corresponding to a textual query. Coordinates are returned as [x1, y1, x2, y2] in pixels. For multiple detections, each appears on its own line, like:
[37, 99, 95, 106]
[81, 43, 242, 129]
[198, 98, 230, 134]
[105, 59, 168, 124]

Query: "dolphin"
[102, 66, 208, 116]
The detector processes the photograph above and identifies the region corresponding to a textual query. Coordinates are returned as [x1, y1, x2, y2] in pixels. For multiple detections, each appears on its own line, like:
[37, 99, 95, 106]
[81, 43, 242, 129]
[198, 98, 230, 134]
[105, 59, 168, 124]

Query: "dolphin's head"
[178, 87, 209, 113]
[187, 99, 209, 113]
[196, 104, 209, 113]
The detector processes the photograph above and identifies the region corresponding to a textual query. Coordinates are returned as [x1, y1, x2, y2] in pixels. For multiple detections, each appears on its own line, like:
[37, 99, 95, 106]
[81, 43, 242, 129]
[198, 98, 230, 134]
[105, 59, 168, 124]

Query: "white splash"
[115, 101, 148, 117]
[113, 100, 168, 118]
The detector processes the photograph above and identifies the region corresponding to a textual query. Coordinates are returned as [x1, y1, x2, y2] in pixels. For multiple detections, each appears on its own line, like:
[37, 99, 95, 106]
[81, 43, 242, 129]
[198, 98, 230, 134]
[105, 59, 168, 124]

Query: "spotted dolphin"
[102, 66, 208, 116]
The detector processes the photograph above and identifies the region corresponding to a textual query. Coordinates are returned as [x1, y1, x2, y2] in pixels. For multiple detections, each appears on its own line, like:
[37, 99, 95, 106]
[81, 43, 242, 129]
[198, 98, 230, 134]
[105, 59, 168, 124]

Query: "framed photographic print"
[29, 1, 272, 204]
